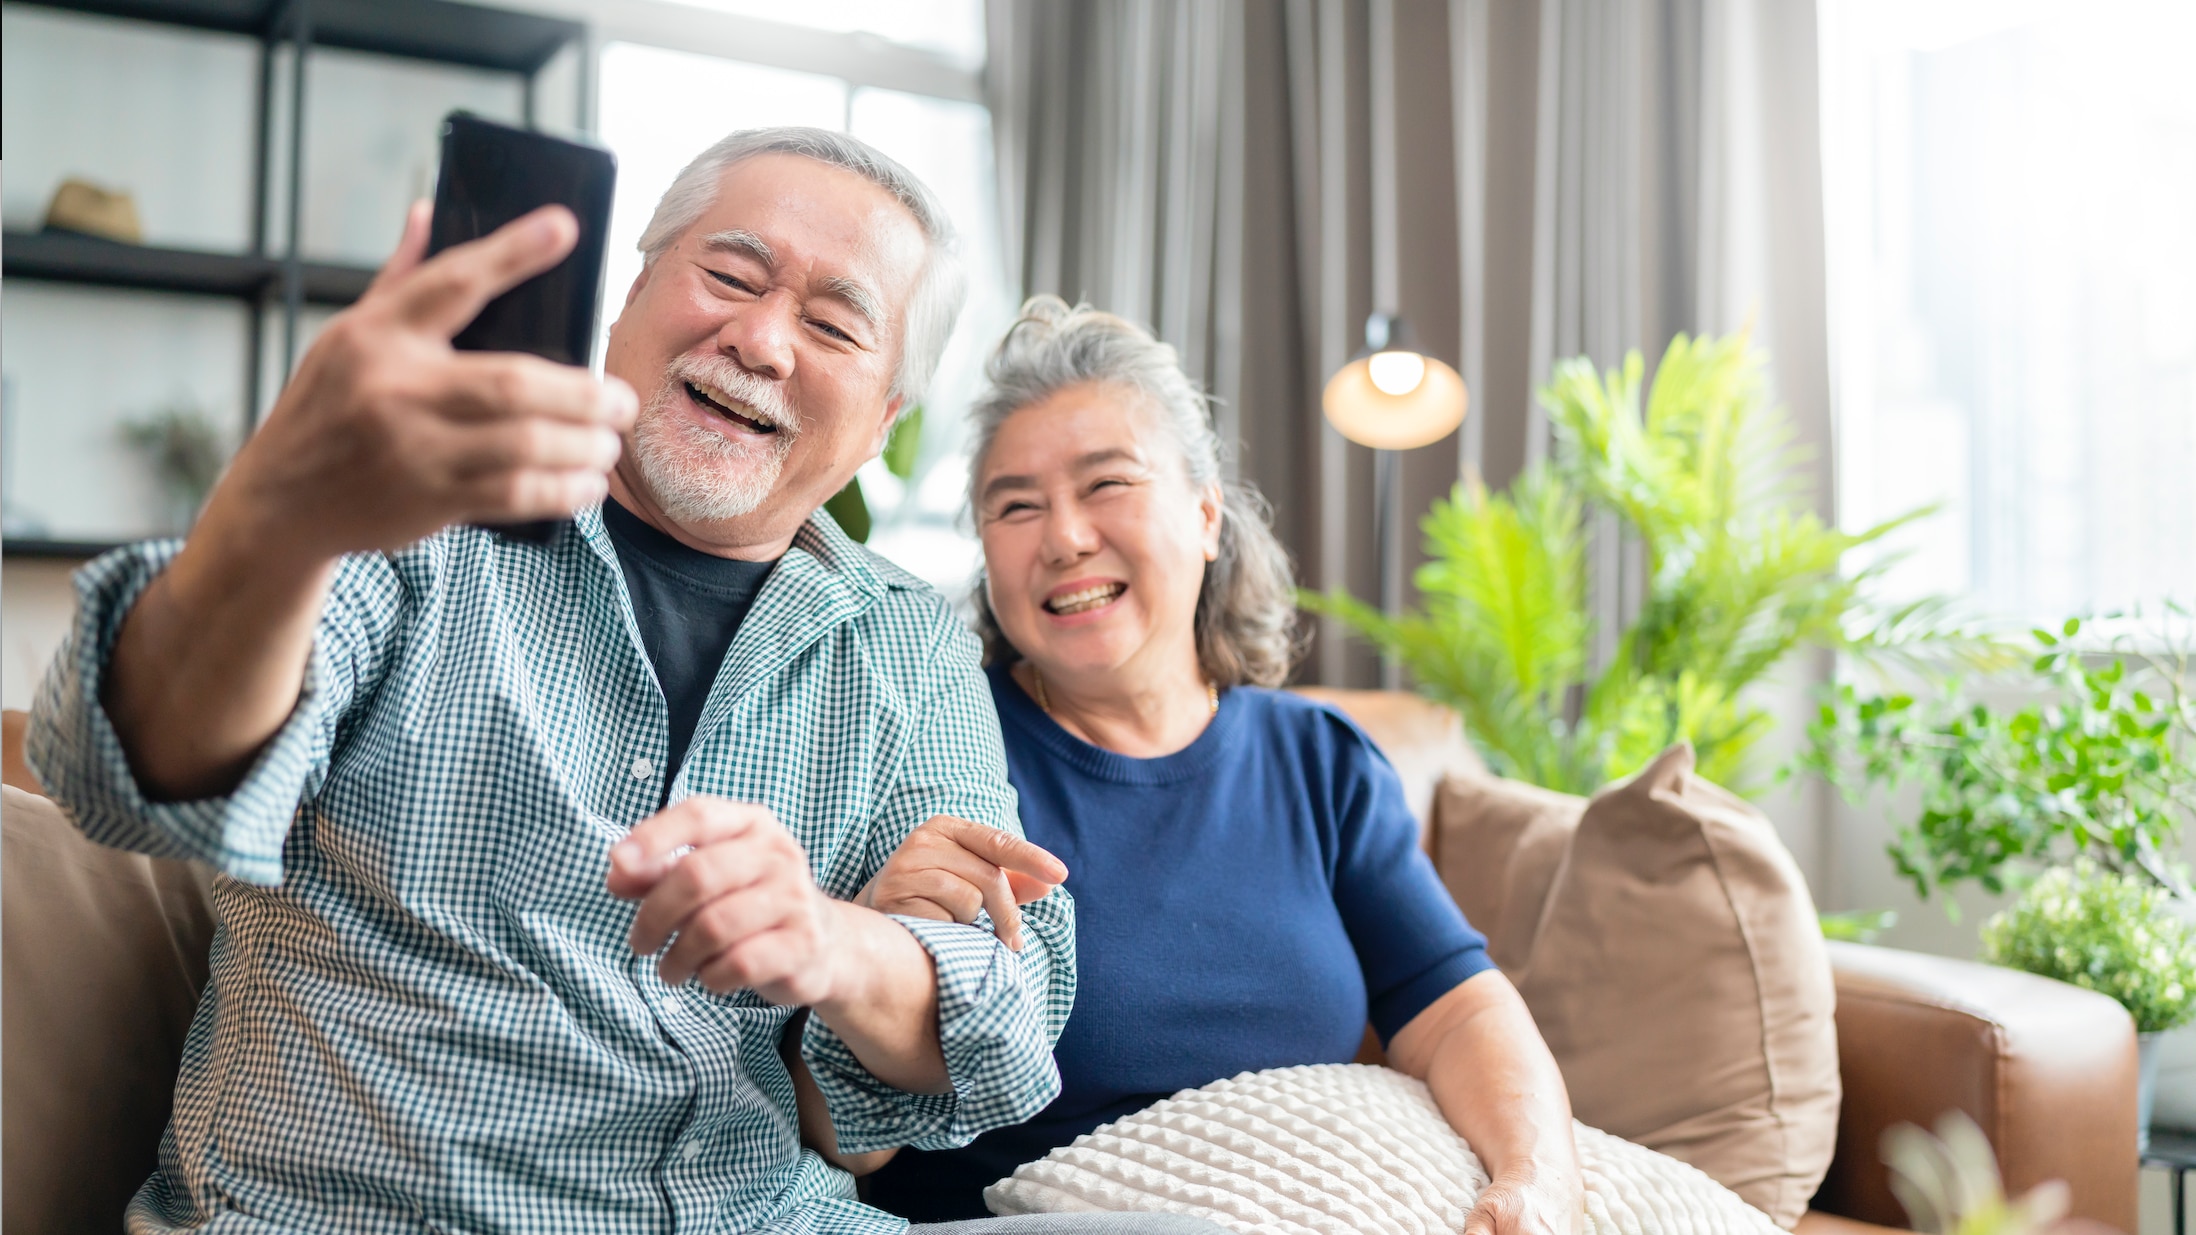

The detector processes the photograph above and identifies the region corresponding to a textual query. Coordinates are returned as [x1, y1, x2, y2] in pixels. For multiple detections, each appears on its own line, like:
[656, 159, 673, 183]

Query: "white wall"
[2, 559, 79, 713]
[4, 283, 252, 539]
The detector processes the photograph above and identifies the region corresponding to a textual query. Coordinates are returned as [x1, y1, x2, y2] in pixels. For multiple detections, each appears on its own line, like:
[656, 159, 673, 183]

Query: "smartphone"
[426, 112, 617, 545]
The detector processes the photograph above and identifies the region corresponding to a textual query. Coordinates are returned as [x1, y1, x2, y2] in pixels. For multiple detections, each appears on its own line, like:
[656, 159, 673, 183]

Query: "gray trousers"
[909, 1216, 1229, 1234]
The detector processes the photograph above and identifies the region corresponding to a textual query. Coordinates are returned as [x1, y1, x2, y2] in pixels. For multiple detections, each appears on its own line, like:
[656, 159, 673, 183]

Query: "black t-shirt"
[601, 497, 776, 793]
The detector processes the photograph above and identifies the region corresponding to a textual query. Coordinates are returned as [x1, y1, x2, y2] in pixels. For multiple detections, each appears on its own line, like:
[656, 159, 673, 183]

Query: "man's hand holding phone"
[212, 201, 633, 565]
[103, 202, 633, 803]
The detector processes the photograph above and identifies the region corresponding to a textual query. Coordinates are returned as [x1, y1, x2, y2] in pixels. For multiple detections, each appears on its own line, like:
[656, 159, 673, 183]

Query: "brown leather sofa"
[1300, 688, 2138, 1234]
[2, 701, 2139, 1233]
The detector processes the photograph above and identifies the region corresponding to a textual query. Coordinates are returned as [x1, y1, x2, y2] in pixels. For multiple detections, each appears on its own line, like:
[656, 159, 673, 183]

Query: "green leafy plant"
[1799, 613, 2196, 905]
[1305, 331, 2004, 796]
[1981, 861, 2196, 1034]
[121, 406, 229, 532]
[1817, 908, 1899, 943]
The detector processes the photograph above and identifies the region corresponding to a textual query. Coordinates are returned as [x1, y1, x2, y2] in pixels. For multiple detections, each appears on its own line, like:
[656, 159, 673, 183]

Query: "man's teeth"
[689, 381, 777, 430]
[1047, 584, 1125, 615]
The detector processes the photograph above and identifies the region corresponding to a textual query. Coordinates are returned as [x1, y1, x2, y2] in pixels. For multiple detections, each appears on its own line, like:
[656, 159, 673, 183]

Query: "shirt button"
[631, 756, 655, 781]
[680, 1138, 704, 1161]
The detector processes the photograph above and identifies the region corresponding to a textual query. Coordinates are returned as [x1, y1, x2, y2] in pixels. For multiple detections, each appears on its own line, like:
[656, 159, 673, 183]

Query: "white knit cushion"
[985, 1064, 1783, 1235]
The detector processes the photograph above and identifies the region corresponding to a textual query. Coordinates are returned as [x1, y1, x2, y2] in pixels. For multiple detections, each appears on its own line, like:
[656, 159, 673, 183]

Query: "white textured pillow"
[985, 1065, 1782, 1235]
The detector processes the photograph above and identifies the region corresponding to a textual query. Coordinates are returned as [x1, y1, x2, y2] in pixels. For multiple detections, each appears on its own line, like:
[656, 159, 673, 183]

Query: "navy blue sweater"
[866, 665, 1494, 1220]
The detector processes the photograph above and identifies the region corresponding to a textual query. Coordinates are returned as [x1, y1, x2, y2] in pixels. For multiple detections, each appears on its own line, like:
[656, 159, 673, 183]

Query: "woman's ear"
[1200, 482, 1224, 562]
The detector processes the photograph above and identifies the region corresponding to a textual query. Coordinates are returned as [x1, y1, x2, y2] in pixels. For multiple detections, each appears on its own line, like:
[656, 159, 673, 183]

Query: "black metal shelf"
[2, 538, 131, 560]
[1, 0, 588, 551]
[3, 229, 376, 306]
[15, 0, 584, 74]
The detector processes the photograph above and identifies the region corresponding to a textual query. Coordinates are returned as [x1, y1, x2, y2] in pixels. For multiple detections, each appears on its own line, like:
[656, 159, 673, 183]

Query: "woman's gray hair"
[636, 127, 966, 408]
[968, 295, 1306, 688]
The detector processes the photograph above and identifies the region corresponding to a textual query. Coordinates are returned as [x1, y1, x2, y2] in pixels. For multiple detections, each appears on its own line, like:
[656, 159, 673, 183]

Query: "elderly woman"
[844, 297, 1584, 1234]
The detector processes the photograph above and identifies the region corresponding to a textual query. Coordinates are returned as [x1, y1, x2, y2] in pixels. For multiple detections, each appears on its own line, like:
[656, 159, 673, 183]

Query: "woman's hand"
[855, 815, 1068, 950]
[1466, 1158, 1585, 1235]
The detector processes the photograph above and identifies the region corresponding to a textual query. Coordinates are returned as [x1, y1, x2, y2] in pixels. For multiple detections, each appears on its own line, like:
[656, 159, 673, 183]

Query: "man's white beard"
[630, 355, 799, 523]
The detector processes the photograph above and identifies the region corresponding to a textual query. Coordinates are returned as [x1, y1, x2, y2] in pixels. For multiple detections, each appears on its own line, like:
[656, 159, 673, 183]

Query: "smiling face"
[977, 382, 1223, 695]
[604, 152, 928, 555]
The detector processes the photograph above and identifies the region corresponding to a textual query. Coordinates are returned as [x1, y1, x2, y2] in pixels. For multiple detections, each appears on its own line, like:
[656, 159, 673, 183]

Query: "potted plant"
[1306, 330, 2003, 797]
[1804, 613, 2196, 1139]
[1980, 861, 2196, 1149]
[120, 406, 230, 535]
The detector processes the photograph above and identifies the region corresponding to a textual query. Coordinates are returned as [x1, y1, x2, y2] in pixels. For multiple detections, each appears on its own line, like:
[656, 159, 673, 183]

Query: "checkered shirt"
[27, 504, 1075, 1235]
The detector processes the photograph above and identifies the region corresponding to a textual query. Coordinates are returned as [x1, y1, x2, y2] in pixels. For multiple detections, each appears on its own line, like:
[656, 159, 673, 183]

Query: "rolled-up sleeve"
[799, 599, 1075, 1154]
[25, 542, 404, 886]
[801, 907, 1072, 1154]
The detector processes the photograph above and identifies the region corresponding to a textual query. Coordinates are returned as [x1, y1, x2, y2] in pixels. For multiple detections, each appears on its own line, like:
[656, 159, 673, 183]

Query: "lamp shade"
[1321, 350, 1468, 450]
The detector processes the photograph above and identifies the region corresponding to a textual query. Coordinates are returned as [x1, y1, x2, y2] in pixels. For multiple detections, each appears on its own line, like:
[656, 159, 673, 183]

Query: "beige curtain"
[983, 0, 1833, 697]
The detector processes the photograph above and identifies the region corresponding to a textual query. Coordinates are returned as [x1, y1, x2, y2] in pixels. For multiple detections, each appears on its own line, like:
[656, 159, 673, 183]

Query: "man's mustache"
[662, 353, 800, 439]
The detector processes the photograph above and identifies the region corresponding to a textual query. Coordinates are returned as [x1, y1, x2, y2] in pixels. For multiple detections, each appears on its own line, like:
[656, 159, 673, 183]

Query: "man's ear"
[867, 394, 909, 459]
[622, 261, 654, 310]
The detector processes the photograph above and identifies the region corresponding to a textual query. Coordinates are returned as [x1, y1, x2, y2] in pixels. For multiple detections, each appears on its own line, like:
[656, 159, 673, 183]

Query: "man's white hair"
[636, 127, 966, 409]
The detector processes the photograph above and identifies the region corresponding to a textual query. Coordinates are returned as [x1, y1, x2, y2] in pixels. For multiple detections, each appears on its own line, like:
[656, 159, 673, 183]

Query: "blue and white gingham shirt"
[28, 505, 1075, 1235]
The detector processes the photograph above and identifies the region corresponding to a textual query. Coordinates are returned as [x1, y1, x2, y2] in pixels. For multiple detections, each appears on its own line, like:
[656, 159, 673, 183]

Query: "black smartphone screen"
[426, 112, 617, 543]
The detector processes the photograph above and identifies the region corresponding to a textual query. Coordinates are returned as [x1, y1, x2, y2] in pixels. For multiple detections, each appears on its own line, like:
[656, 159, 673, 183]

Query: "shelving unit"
[3, 0, 586, 557]
[35, 0, 583, 74]
[3, 537, 143, 560]
[2, 227, 375, 304]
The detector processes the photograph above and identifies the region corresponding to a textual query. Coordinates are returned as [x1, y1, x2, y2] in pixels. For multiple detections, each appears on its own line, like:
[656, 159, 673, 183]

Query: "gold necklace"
[1030, 666, 1219, 717]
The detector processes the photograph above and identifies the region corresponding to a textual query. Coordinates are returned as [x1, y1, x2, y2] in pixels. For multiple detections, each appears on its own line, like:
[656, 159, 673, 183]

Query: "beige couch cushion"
[4, 784, 215, 1235]
[1433, 744, 1840, 1229]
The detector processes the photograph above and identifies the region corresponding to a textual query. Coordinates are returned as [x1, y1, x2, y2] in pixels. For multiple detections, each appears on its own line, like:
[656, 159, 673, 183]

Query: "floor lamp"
[1321, 312, 1469, 680]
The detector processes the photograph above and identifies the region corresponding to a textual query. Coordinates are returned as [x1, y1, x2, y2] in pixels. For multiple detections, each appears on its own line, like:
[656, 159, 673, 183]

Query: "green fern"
[1304, 331, 2009, 797]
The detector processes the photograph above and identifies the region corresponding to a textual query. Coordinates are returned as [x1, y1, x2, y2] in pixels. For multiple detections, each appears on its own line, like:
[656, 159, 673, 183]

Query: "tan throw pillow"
[1435, 745, 1839, 1229]
[3, 784, 215, 1235]
[1430, 773, 1583, 969]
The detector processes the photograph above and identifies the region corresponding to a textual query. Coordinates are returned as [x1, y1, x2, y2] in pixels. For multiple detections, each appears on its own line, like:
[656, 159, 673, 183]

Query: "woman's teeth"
[686, 381, 776, 432]
[1046, 583, 1125, 615]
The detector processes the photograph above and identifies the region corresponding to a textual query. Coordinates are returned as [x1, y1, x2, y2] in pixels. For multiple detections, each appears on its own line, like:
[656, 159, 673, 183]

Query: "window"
[1821, 0, 2196, 623]
[593, 7, 1004, 596]
[663, 0, 984, 67]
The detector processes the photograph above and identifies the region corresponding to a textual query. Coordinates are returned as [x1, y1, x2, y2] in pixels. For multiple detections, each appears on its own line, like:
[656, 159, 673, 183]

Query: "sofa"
[1, 699, 2141, 1234]
[1296, 688, 2138, 1235]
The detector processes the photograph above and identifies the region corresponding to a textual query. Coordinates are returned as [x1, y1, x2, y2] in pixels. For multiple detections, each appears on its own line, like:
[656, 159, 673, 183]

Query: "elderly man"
[29, 130, 1219, 1235]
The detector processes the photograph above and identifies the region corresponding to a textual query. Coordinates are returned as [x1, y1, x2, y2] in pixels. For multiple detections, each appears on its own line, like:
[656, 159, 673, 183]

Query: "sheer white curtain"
[1821, 0, 2196, 624]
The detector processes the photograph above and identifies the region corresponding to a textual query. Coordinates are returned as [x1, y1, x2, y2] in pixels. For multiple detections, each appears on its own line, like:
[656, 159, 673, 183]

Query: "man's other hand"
[855, 816, 1065, 951]
[216, 201, 637, 561]
[609, 796, 851, 1005]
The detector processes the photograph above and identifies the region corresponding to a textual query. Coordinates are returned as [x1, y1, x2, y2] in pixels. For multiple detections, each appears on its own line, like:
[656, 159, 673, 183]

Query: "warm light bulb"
[1367, 350, 1426, 396]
